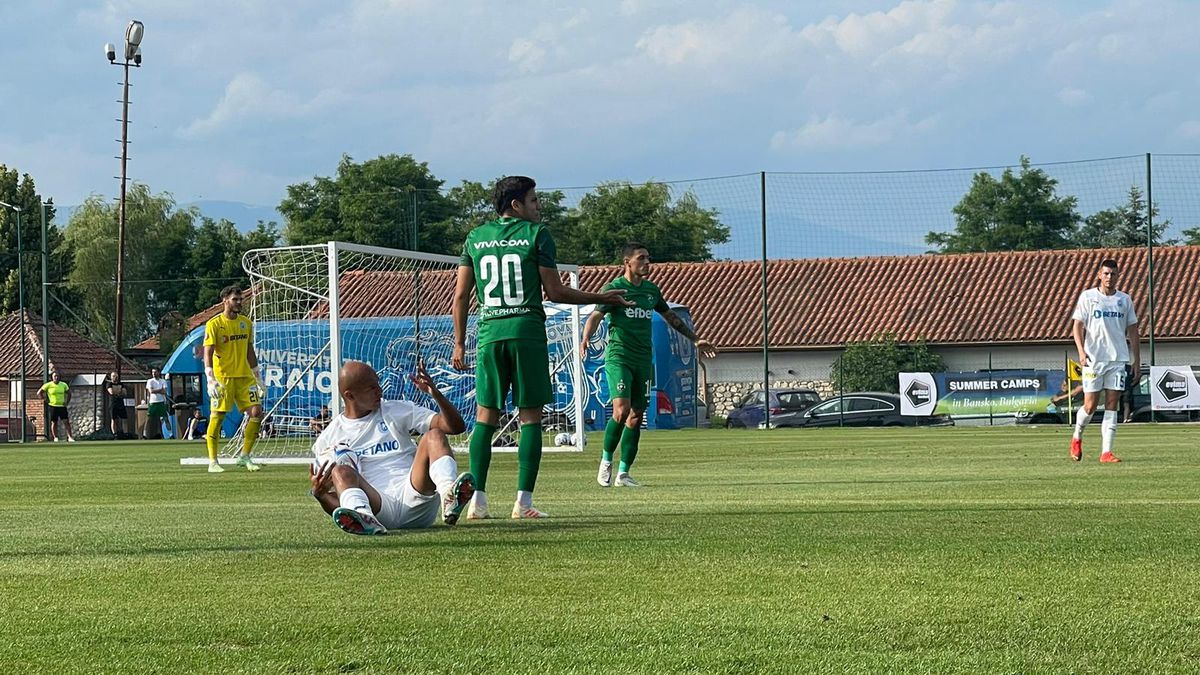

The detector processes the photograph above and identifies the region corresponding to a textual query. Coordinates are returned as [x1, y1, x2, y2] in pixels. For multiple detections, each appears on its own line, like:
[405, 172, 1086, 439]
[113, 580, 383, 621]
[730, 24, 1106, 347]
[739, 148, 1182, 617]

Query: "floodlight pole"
[107, 20, 143, 375]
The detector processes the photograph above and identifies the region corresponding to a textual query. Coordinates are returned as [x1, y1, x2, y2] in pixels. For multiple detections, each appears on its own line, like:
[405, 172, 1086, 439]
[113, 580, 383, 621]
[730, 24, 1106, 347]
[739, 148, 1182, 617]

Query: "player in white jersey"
[1069, 259, 1140, 463]
[309, 360, 475, 535]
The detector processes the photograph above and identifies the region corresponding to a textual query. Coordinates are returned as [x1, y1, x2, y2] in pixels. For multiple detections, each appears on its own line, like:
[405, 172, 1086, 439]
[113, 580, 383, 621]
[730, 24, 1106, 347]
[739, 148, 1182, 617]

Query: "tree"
[184, 218, 279, 313]
[1180, 226, 1200, 246]
[927, 156, 1080, 253]
[279, 154, 455, 252]
[832, 333, 945, 394]
[64, 185, 198, 347]
[0, 164, 66, 317]
[556, 182, 730, 264]
[425, 180, 574, 258]
[1074, 186, 1173, 248]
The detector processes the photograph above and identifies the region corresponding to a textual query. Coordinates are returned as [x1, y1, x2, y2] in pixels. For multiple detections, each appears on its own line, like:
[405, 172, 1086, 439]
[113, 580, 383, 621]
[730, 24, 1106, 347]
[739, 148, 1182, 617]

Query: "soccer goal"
[184, 241, 587, 465]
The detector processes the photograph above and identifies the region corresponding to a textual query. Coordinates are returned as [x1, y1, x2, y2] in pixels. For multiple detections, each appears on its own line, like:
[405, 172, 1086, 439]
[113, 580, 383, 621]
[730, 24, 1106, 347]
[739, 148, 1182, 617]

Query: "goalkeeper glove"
[205, 367, 224, 401]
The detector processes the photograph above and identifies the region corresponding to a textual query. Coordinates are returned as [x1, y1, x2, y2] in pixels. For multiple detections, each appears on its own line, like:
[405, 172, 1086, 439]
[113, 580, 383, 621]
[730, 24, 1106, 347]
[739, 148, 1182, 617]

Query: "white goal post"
[183, 240, 587, 465]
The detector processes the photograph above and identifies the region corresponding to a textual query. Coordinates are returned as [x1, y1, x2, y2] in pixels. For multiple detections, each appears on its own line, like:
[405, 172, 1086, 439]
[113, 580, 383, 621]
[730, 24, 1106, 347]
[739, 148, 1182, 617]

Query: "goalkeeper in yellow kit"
[203, 285, 266, 473]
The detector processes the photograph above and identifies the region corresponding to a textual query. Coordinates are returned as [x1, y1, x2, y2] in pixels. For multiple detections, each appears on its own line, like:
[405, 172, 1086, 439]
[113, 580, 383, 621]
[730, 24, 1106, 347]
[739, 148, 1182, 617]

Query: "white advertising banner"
[898, 372, 937, 416]
[1149, 366, 1200, 411]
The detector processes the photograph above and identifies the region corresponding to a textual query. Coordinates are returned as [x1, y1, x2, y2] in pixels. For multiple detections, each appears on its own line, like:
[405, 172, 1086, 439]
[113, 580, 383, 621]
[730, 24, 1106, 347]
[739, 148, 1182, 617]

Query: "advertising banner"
[1149, 366, 1200, 411]
[900, 370, 1066, 417]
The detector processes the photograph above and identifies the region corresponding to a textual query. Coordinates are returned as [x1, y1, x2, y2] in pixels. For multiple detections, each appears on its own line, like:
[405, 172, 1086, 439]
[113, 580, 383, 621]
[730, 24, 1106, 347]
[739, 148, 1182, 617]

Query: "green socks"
[517, 423, 543, 493]
[602, 419, 623, 463]
[469, 422, 497, 492]
[619, 425, 641, 474]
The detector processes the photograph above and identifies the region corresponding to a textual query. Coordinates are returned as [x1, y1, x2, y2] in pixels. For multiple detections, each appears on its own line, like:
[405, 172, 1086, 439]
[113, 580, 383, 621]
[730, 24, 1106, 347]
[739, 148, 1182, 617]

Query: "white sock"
[473, 491, 488, 507]
[339, 487, 371, 514]
[428, 455, 457, 496]
[1101, 411, 1117, 455]
[517, 490, 533, 507]
[1073, 409, 1093, 440]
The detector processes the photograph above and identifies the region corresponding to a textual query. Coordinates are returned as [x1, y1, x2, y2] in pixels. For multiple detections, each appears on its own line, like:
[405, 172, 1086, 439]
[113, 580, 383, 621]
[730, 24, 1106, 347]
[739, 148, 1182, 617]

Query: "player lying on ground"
[1070, 258, 1140, 463]
[309, 360, 475, 535]
[581, 243, 718, 488]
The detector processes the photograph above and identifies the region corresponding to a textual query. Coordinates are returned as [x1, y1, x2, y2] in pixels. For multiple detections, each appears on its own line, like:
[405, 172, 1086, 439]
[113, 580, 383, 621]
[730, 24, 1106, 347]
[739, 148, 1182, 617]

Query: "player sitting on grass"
[309, 360, 475, 536]
[581, 243, 717, 487]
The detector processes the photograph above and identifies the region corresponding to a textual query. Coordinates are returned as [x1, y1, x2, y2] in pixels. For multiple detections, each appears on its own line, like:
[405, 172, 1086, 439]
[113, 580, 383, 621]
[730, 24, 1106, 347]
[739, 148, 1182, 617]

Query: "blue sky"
[3, 0, 1200, 230]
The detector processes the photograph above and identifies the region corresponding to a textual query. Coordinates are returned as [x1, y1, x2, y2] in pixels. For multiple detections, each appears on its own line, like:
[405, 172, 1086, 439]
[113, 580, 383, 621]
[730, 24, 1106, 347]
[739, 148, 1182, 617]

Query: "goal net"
[196, 241, 585, 464]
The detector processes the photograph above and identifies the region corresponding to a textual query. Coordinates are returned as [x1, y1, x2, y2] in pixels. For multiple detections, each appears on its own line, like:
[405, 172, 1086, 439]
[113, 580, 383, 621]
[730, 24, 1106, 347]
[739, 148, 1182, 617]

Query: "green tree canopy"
[832, 333, 945, 394]
[1073, 186, 1172, 248]
[279, 154, 455, 252]
[927, 156, 1080, 253]
[63, 185, 279, 349]
[0, 164, 65, 316]
[556, 182, 730, 264]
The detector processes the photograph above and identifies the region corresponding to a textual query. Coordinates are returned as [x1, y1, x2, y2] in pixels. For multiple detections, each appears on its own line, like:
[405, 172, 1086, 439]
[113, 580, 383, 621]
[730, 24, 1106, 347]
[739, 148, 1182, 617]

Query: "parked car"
[726, 388, 821, 428]
[1016, 366, 1199, 424]
[761, 392, 954, 428]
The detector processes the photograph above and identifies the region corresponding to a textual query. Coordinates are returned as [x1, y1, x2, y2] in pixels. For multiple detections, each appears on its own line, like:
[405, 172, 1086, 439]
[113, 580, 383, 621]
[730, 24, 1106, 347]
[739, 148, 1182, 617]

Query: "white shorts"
[1082, 361, 1127, 394]
[374, 477, 439, 530]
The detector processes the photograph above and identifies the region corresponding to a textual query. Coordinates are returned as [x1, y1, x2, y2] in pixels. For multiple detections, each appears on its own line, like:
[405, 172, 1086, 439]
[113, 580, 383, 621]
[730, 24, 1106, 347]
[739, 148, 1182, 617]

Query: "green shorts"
[475, 339, 552, 410]
[605, 360, 653, 411]
[147, 402, 169, 418]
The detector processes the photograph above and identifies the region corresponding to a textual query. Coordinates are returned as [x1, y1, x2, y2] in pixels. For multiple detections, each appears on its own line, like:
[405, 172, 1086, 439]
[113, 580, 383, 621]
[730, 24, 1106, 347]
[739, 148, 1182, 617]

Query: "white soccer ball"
[553, 432, 572, 447]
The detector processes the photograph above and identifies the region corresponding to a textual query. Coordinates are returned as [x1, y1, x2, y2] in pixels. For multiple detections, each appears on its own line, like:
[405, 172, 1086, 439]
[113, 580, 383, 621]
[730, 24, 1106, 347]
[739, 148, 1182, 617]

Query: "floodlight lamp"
[124, 20, 144, 59]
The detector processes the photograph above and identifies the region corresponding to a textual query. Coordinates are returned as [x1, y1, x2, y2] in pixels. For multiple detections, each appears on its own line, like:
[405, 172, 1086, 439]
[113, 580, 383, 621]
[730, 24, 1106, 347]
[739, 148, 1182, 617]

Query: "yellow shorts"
[212, 377, 264, 413]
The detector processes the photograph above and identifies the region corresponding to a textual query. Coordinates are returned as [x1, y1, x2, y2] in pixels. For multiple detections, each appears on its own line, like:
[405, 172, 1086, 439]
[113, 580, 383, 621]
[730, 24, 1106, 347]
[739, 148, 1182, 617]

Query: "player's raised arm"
[451, 264, 474, 371]
[657, 306, 717, 359]
[409, 362, 466, 435]
[580, 310, 606, 360]
[539, 267, 631, 307]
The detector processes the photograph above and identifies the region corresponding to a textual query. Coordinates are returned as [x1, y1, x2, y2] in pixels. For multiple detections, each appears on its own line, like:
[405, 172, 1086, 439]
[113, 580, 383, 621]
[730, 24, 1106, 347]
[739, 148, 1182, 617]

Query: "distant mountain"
[184, 201, 284, 233]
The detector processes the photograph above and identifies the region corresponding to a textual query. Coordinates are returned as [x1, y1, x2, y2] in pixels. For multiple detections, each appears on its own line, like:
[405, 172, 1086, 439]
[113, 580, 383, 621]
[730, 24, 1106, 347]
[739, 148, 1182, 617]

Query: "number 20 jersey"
[459, 217, 557, 346]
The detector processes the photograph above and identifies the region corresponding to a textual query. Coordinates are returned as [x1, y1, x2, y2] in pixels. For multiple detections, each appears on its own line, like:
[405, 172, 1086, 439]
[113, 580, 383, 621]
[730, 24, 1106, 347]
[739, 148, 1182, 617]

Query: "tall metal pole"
[113, 58, 131, 375]
[41, 203, 49, 441]
[16, 208, 27, 443]
[760, 171, 770, 429]
[1145, 152, 1156, 366]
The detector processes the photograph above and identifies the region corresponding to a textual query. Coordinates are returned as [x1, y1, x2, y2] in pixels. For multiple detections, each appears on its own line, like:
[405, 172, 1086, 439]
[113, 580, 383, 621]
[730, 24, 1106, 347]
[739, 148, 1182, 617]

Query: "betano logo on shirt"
[474, 239, 530, 250]
[1093, 309, 1125, 319]
[345, 439, 401, 458]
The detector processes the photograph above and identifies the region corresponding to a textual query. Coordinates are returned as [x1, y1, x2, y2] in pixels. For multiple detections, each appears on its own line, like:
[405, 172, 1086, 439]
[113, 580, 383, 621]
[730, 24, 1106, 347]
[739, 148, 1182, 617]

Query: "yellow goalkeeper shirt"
[203, 313, 255, 380]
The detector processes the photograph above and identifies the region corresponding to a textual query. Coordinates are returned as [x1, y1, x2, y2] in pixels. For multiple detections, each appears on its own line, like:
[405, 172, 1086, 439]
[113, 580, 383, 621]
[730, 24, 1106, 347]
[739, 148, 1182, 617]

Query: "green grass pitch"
[2, 425, 1199, 673]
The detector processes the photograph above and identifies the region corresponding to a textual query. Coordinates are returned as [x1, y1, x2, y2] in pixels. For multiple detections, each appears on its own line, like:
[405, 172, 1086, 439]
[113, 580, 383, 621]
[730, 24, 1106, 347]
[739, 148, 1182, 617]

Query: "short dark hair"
[621, 242, 648, 260]
[493, 176, 536, 215]
[1100, 259, 1119, 272]
[219, 284, 242, 300]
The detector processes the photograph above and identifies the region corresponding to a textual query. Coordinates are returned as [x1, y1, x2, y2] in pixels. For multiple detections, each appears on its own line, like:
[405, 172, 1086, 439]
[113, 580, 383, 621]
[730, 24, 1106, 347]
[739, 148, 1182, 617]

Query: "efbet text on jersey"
[624, 307, 654, 319]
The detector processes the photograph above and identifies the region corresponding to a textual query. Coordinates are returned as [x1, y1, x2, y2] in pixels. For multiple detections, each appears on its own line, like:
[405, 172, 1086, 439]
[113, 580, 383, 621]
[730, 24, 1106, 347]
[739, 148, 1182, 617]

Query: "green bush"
[832, 333, 944, 393]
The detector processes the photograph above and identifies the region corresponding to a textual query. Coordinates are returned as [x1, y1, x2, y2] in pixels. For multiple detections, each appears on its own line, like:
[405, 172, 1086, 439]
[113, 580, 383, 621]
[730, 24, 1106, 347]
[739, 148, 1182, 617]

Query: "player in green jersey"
[452, 176, 630, 520]
[581, 243, 717, 487]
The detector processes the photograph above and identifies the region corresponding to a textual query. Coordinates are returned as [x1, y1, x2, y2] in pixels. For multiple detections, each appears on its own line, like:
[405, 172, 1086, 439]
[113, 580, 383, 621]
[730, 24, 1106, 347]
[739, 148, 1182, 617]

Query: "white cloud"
[179, 73, 339, 138]
[770, 111, 940, 152]
[1176, 120, 1200, 140]
[509, 39, 547, 74]
[1057, 87, 1091, 106]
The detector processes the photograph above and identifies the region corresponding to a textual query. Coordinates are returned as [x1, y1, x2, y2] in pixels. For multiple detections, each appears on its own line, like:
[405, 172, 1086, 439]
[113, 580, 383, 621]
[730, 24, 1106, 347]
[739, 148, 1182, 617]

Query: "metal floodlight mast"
[105, 19, 143, 374]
